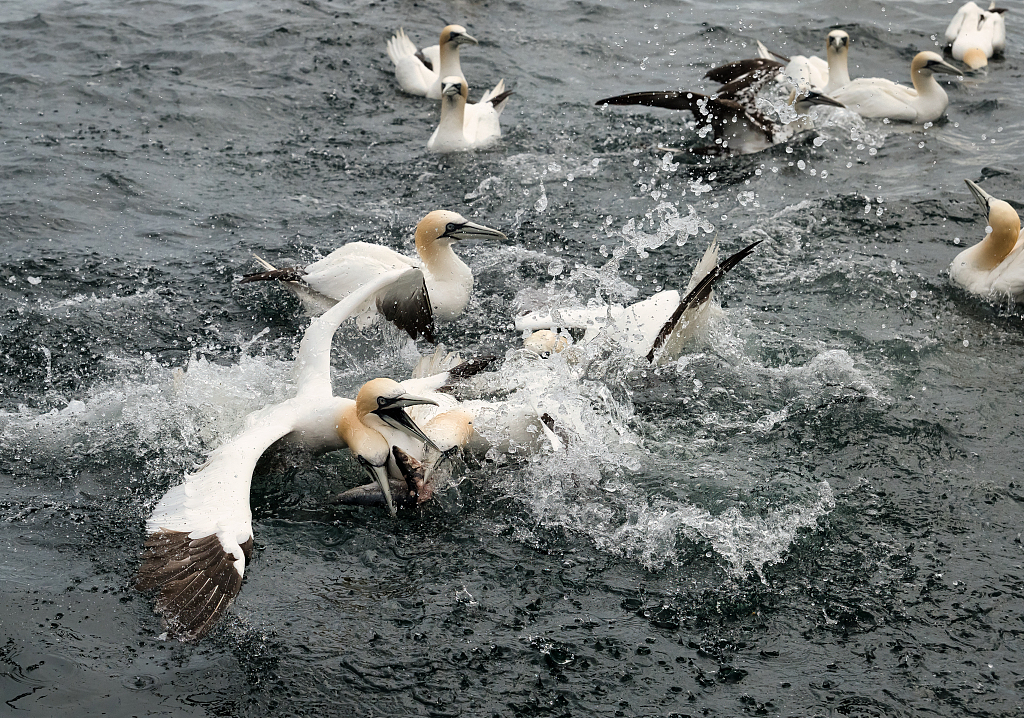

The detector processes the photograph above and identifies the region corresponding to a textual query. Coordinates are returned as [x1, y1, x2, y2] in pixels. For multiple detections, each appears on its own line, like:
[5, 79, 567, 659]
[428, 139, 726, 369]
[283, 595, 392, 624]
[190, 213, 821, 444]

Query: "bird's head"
[440, 25, 478, 48]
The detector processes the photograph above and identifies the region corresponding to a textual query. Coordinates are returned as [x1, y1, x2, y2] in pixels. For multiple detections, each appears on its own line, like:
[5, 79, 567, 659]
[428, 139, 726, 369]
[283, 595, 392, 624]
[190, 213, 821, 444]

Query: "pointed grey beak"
[373, 394, 440, 452]
[965, 178, 994, 215]
[929, 59, 963, 76]
[370, 464, 397, 517]
[444, 219, 507, 242]
[457, 32, 479, 46]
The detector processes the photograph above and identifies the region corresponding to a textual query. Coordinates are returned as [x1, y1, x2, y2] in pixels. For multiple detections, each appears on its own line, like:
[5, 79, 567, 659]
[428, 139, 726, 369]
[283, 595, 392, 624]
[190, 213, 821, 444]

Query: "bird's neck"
[338, 405, 389, 466]
[826, 49, 850, 90]
[972, 225, 1019, 271]
[418, 240, 472, 313]
[911, 69, 943, 97]
[438, 43, 462, 79]
[438, 95, 467, 140]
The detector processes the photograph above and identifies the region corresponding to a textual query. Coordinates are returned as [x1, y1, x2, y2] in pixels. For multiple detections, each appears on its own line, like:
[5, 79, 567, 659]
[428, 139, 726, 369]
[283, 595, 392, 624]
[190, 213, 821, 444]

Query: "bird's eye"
[377, 396, 387, 406]
[446, 222, 458, 233]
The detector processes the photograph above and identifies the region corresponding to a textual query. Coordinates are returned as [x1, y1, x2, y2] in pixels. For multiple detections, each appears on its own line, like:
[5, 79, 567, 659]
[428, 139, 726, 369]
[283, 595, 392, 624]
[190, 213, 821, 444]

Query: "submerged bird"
[241, 210, 507, 341]
[136, 272, 447, 640]
[949, 179, 1024, 299]
[515, 238, 762, 364]
[596, 57, 843, 155]
[428, 76, 512, 152]
[756, 29, 852, 94]
[828, 51, 961, 123]
[386, 24, 478, 99]
[945, 1, 1006, 70]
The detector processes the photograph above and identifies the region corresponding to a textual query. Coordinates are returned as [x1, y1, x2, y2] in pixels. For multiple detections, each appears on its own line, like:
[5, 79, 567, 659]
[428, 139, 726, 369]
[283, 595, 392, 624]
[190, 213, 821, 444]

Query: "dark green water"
[2, 0, 1023, 715]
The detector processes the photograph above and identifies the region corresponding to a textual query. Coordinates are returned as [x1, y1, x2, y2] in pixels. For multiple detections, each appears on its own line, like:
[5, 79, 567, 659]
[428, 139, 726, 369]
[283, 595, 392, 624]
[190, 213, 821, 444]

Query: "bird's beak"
[373, 395, 441, 452]
[930, 59, 963, 76]
[801, 91, 845, 109]
[370, 464, 397, 517]
[444, 220, 507, 242]
[965, 179, 994, 215]
[458, 32, 479, 46]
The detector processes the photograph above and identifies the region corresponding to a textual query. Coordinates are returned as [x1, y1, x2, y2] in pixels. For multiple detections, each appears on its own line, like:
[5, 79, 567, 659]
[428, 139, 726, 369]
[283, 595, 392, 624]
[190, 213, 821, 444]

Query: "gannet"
[241, 210, 506, 341]
[945, 2, 1006, 70]
[386, 25, 478, 99]
[428, 76, 512, 152]
[136, 272, 445, 640]
[596, 58, 843, 155]
[756, 29, 851, 93]
[828, 51, 961, 123]
[949, 179, 1024, 299]
[515, 238, 761, 364]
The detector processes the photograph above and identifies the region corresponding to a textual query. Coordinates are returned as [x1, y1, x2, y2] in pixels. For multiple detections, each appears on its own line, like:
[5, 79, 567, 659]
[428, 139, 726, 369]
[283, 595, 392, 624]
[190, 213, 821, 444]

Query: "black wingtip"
[645, 239, 763, 362]
[240, 267, 305, 284]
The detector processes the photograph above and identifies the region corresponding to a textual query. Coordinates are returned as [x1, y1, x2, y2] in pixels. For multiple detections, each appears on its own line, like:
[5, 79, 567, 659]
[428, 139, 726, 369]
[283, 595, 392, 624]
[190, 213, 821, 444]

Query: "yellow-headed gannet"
[597, 58, 843, 156]
[428, 76, 513, 152]
[949, 179, 1024, 299]
[829, 51, 961, 123]
[386, 25, 478, 99]
[945, 2, 1006, 70]
[515, 239, 761, 365]
[241, 210, 507, 341]
[756, 29, 851, 93]
[136, 272, 444, 640]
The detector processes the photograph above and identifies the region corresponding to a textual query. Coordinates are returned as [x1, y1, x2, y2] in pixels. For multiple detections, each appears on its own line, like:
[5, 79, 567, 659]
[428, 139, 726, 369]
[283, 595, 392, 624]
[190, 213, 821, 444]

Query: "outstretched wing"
[647, 239, 762, 362]
[137, 415, 300, 640]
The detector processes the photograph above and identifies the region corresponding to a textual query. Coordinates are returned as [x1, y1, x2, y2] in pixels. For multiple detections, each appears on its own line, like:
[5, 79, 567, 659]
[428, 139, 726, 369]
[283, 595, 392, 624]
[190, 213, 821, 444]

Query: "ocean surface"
[2, 0, 1023, 715]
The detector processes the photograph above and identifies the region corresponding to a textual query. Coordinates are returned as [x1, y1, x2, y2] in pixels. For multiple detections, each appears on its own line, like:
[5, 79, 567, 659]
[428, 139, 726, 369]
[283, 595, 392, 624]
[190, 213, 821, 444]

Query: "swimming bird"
[945, 2, 1006, 70]
[241, 210, 507, 341]
[949, 179, 1024, 300]
[756, 30, 851, 93]
[136, 272, 445, 640]
[428, 76, 512, 152]
[828, 51, 961, 123]
[596, 58, 843, 155]
[515, 238, 761, 364]
[386, 25, 478, 99]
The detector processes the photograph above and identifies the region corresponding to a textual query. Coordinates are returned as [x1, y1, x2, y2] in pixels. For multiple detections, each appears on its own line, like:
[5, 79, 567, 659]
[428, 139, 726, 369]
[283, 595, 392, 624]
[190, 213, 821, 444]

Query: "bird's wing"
[387, 28, 436, 95]
[945, 3, 975, 43]
[595, 90, 765, 142]
[831, 79, 920, 122]
[295, 267, 422, 396]
[985, 10, 1006, 52]
[303, 242, 418, 298]
[374, 267, 436, 341]
[138, 406, 303, 640]
[647, 239, 762, 363]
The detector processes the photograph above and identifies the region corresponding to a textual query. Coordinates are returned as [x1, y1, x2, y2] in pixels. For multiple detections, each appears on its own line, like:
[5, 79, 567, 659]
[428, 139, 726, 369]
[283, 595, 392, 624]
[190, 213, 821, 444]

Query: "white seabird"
[241, 210, 507, 341]
[945, 2, 1006, 70]
[756, 30, 851, 93]
[386, 25, 478, 99]
[428, 76, 512, 152]
[515, 238, 761, 364]
[828, 51, 961, 124]
[596, 57, 843, 156]
[136, 272, 448, 640]
[949, 179, 1024, 300]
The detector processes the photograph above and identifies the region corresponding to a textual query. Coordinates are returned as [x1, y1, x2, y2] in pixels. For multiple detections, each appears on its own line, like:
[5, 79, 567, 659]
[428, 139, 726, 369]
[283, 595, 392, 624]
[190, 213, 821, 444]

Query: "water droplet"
[963, 339, 969, 348]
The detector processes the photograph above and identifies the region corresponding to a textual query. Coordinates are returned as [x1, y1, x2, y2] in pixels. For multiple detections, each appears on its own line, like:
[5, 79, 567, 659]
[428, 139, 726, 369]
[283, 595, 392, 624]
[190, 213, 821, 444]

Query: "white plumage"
[428, 76, 512, 152]
[386, 25, 478, 99]
[945, 1, 1006, 70]
[242, 210, 506, 341]
[950, 179, 1024, 300]
[829, 51, 961, 123]
[515, 238, 760, 365]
